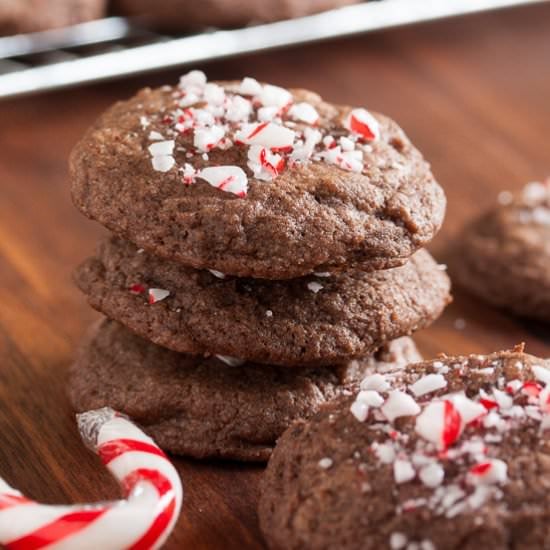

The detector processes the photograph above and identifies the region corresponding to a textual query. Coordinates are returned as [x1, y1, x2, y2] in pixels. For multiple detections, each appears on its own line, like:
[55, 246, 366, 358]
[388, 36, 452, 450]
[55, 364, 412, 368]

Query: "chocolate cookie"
[454, 179, 550, 322]
[69, 319, 421, 461]
[74, 236, 451, 367]
[114, 0, 360, 30]
[70, 72, 446, 279]
[0, 0, 106, 35]
[259, 348, 550, 549]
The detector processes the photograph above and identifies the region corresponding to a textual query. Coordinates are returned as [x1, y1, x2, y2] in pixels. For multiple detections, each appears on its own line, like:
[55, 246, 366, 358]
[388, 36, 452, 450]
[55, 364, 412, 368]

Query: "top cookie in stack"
[69, 72, 450, 460]
[70, 71, 445, 280]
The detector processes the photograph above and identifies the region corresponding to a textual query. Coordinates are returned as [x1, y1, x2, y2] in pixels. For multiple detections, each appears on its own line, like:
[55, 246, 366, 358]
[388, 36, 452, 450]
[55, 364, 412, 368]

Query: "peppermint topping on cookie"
[215, 355, 245, 367]
[349, 353, 550, 519]
[148, 288, 170, 304]
[145, 71, 381, 196]
[345, 108, 380, 141]
[197, 166, 248, 197]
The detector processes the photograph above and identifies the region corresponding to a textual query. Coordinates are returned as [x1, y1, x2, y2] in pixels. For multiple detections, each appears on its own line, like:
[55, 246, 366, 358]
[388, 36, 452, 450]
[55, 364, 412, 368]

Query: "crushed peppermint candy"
[145, 71, 382, 196]
[381, 391, 421, 422]
[148, 140, 175, 173]
[390, 533, 408, 550]
[410, 373, 447, 397]
[215, 355, 245, 367]
[208, 269, 226, 279]
[347, 353, 550, 522]
[148, 288, 170, 304]
[198, 166, 248, 197]
[307, 281, 324, 294]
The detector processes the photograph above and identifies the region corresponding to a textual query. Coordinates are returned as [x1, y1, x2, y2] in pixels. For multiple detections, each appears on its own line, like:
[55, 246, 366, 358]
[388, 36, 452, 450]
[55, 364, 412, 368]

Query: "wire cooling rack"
[0, 0, 545, 99]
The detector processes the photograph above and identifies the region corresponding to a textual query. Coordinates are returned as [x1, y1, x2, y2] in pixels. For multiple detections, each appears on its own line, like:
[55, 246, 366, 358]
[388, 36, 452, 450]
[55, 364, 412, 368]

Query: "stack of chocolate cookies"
[68, 71, 451, 461]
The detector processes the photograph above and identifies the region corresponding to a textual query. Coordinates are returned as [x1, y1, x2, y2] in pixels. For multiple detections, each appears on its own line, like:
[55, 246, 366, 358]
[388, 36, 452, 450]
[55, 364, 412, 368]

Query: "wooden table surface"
[1, 3, 549, 548]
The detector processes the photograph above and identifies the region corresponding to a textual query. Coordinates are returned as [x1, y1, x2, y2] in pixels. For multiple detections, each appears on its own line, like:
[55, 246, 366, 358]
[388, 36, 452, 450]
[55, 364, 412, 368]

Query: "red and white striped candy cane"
[0, 408, 183, 550]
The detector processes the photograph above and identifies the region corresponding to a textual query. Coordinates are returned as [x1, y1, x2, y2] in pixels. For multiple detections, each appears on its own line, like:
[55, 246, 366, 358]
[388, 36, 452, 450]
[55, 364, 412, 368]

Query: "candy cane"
[0, 408, 183, 550]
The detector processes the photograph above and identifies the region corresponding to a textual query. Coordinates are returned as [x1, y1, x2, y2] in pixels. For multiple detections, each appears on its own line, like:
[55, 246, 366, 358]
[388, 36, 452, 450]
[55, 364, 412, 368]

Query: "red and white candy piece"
[148, 288, 170, 304]
[393, 459, 415, 484]
[193, 125, 225, 153]
[247, 145, 285, 182]
[449, 393, 486, 424]
[288, 102, 319, 125]
[235, 122, 295, 150]
[381, 390, 421, 423]
[345, 108, 380, 141]
[198, 166, 248, 197]
[415, 400, 462, 450]
[148, 140, 175, 173]
[0, 408, 183, 550]
[467, 459, 508, 486]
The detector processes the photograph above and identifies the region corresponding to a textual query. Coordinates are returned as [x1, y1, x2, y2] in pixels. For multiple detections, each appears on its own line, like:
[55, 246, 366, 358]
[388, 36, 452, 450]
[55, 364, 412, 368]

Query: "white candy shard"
[258, 84, 292, 108]
[356, 390, 384, 408]
[288, 102, 319, 125]
[393, 459, 415, 484]
[533, 365, 550, 386]
[290, 128, 322, 163]
[360, 373, 389, 392]
[225, 95, 252, 122]
[467, 459, 508, 485]
[350, 401, 369, 422]
[203, 83, 225, 105]
[148, 140, 175, 156]
[493, 388, 513, 410]
[198, 166, 248, 197]
[410, 374, 447, 397]
[149, 140, 176, 172]
[215, 355, 245, 367]
[372, 442, 396, 464]
[382, 391, 421, 423]
[307, 281, 323, 294]
[419, 463, 444, 488]
[318, 457, 333, 469]
[152, 155, 175, 172]
[257, 106, 279, 122]
[179, 70, 207, 89]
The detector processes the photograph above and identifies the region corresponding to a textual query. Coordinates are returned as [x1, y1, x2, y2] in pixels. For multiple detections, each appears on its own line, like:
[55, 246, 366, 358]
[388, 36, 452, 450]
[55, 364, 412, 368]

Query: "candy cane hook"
[0, 408, 183, 550]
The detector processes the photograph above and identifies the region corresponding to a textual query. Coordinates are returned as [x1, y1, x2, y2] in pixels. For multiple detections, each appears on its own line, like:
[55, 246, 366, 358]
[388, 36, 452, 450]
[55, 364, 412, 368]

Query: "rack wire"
[0, 0, 545, 99]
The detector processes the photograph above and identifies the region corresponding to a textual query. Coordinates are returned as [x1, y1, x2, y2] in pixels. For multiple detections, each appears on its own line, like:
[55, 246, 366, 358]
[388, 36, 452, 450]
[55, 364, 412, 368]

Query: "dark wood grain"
[1, 3, 549, 548]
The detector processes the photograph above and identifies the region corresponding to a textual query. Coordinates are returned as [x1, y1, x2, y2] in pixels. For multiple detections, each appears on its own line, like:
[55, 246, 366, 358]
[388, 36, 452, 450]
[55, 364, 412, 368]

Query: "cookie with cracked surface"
[114, 0, 360, 30]
[74, 235, 451, 367]
[69, 319, 421, 461]
[453, 179, 550, 322]
[259, 347, 550, 549]
[70, 71, 446, 279]
[0, 0, 106, 35]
